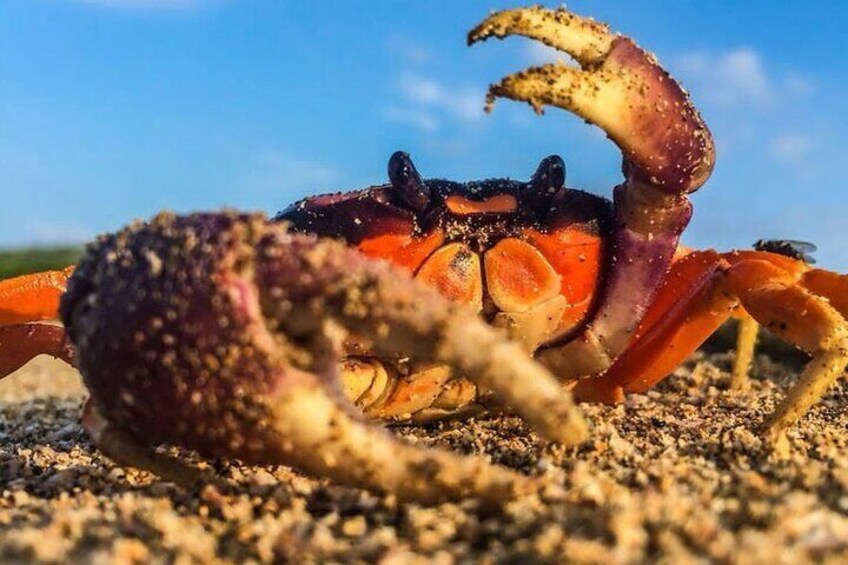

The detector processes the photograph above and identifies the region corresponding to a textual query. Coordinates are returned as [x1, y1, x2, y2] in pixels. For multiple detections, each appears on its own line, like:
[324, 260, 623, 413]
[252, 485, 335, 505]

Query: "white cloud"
[398, 74, 443, 106]
[396, 73, 485, 122]
[383, 73, 485, 133]
[769, 133, 813, 164]
[382, 106, 440, 133]
[676, 48, 772, 108]
[783, 73, 817, 97]
[67, 0, 210, 11]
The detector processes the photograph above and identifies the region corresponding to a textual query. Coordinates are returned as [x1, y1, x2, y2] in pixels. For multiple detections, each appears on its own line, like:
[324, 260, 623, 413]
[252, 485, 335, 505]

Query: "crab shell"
[279, 152, 614, 355]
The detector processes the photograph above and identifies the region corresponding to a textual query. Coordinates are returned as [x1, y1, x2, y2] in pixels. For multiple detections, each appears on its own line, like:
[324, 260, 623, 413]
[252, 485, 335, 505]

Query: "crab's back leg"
[574, 250, 847, 445]
[730, 310, 759, 391]
[0, 267, 75, 379]
[800, 268, 848, 317]
[722, 257, 848, 445]
[470, 7, 714, 379]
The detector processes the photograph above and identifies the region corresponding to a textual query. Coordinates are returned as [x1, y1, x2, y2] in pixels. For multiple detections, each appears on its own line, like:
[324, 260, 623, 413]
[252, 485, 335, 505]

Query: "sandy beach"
[1, 342, 846, 563]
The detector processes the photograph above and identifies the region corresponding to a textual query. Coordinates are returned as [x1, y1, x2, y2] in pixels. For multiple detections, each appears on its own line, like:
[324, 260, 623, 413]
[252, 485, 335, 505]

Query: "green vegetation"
[0, 247, 84, 279]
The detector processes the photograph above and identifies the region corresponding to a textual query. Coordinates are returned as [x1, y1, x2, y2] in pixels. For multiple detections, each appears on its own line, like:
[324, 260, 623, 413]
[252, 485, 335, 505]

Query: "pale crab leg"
[730, 311, 759, 391]
[469, 6, 715, 379]
[61, 212, 586, 505]
[723, 259, 848, 446]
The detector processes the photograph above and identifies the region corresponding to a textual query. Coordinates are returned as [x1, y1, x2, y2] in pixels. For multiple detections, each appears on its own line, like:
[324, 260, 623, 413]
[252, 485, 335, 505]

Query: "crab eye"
[526, 155, 566, 209]
[388, 151, 431, 213]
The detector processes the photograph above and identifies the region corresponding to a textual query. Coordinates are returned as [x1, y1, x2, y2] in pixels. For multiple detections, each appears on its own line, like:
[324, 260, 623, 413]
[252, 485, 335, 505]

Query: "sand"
[0, 341, 846, 564]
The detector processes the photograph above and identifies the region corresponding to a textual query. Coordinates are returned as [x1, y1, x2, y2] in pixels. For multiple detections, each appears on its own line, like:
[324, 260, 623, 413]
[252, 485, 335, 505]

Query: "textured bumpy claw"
[469, 6, 717, 377]
[60, 212, 586, 505]
[468, 5, 715, 194]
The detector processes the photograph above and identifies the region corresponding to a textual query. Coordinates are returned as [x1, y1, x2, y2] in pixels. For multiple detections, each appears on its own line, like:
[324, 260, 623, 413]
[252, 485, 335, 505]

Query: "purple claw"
[470, 6, 714, 378]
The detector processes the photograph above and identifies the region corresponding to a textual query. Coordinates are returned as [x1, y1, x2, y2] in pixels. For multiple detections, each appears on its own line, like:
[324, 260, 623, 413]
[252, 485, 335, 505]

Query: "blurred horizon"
[2, 1, 847, 269]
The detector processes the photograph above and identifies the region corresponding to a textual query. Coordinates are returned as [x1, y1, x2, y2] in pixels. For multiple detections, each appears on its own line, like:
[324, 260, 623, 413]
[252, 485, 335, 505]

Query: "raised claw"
[469, 5, 715, 194]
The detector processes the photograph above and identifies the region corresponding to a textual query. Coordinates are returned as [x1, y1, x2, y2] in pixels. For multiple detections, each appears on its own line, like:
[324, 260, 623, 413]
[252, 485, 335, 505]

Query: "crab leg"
[470, 7, 715, 379]
[731, 311, 759, 391]
[0, 268, 76, 379]
[61, 212, 586, 504]
[724, 258, 848, 445]
[0, 268, 73, 324]
[0, 324, 74, 379]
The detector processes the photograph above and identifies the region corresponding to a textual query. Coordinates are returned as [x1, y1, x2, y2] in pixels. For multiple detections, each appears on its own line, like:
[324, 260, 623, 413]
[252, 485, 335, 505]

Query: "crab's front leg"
[469, 6, 715, 380]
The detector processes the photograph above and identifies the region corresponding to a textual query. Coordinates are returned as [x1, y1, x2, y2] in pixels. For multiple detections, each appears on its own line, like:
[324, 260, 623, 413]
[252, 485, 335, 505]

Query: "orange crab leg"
[0, 267, 76, 379]
[722, 257, 848, 442]
[575, 250, 814, 400]
[800, 269, 848, 318]
[577, 251, 848, 443]
[573, 251, 737, 402]
[730, 310, 759, 390]
[0, 267, 74, 325]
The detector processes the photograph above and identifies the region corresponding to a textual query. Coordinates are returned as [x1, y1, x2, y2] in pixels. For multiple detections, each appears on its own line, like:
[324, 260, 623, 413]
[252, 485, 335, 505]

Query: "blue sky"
[2, 1, 847, 270]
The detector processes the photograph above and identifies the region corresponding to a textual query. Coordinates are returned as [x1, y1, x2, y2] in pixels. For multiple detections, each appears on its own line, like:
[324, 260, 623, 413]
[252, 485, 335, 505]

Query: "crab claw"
[468, 5, 715, 194]
[61, 212, 586, 505]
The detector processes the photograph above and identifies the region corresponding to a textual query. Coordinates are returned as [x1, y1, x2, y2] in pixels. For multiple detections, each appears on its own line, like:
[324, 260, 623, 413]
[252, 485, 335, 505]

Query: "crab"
[0, 6, 846, 506]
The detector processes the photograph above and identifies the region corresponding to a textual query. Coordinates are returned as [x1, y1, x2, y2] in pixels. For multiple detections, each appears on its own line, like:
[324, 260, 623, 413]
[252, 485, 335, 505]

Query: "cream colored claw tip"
[467, 6, 615, 66]
[467, 5, 643, 132]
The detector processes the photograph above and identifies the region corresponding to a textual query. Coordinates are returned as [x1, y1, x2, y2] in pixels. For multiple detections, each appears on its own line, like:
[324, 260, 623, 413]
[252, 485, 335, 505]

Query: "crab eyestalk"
[470, 6, 715, 375]
[60, 212, 586, 505]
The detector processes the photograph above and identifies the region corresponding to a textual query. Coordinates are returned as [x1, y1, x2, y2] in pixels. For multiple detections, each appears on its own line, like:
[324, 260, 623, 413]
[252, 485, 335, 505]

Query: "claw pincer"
[59, 212, 585, 504]
[469, 6, 715, 379]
